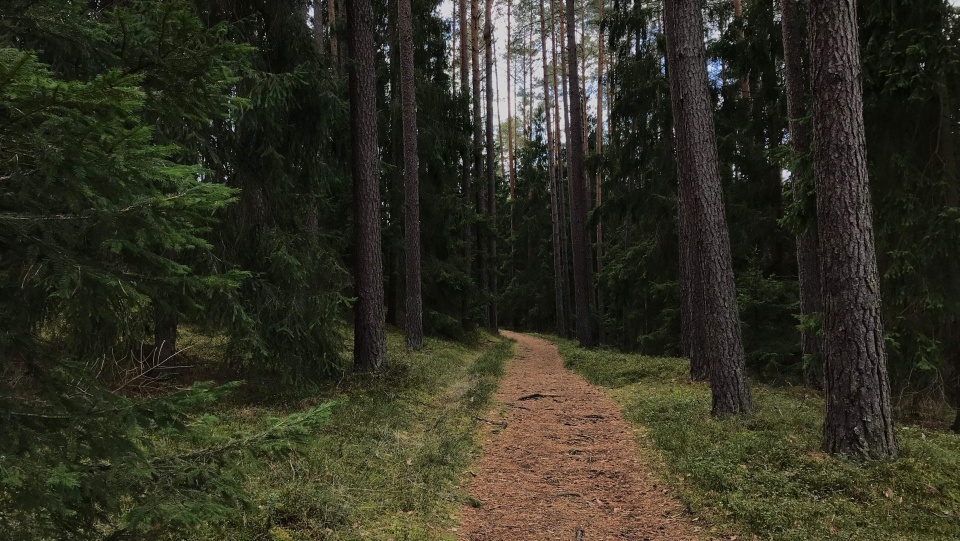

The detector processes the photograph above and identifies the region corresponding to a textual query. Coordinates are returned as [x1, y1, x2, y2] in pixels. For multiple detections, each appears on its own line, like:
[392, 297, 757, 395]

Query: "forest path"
[458, 332, 706, 540]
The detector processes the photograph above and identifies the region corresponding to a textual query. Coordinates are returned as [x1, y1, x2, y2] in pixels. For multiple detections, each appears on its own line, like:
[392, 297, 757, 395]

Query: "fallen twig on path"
[517, 392, 560, 401]
[505, 402, 531, 410]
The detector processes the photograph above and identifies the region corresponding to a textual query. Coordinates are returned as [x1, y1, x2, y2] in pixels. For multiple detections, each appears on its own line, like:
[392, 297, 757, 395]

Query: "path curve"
[459, 331, 705, 540]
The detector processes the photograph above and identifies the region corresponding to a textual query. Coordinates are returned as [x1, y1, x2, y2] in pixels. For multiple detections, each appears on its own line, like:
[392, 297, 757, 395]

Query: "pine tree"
[566, 0, 596, 347]
[567, 0, 595, 347]
[809, 0, 897, 458]
[663, 0, 752, 415]
[471, 0, 488, 328]
[348, 0, 387, 372]
[398, 0, 423, 350]
[780, 0, 824, 387]
[484, 0, 499, 331]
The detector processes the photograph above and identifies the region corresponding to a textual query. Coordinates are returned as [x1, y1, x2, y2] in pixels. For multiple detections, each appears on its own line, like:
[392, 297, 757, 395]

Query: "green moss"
[550, 337, 960, 541]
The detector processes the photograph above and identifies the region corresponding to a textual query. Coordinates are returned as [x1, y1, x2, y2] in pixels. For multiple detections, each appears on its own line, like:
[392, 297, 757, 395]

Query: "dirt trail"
[458, 331, 705, 541]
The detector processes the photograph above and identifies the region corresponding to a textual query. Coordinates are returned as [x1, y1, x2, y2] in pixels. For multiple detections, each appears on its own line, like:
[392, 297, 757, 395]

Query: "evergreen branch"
[0, 188, 216, 222]
[150, 404, 336, 467]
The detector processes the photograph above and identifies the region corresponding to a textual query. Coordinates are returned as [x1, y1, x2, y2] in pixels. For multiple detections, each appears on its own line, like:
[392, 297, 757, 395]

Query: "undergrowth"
[156, 331, 512, 540]
[551, 338, 960, 541]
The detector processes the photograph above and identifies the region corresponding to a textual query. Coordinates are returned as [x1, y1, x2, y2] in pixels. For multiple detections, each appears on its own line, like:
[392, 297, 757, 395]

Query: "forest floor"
[459, 332, 709, 540]
[552, 337, 960, 541]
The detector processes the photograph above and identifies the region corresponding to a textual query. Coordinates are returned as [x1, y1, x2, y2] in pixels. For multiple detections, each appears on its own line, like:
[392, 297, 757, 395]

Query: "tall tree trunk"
[348, 0, 387, 372]
[496, 44, 506, 185]
[781, 0, 823, 387]
[471, 0, 488, 329]
[566, 0, 596, 347]
[527, 25, 535, 139]
[809, 0, 897, 457]
[386, 5, 402, 328]
[328, 0, 339, 60]
[452, 0, 458, 87]
[541, 0, 566, 337]
[679, 191, 709, 380]
[733, 0, 749, 96]
[459, 0, 472, 327]
[484, 0, 498, 331]
[398, 0, 423, 350]
[579, 0, 588, 156]
[310, 1, 325, 51]
[507, 0, 516, 230]
[595, 0, 605, 344]
[554, 0, 574, 335]
[664, 0, 751, 414]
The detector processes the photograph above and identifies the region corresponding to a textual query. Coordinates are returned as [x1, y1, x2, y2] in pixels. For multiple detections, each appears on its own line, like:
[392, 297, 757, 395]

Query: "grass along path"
[172, 331, 512, 540]
[551, 337, 960, 541]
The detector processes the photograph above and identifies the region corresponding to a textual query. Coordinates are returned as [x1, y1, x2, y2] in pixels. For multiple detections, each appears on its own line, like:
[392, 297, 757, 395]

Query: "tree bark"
[596, 0, 605, 344]
[679, 198, 709, 380]
[781, 0, 823, 387]
[566, 0, 595, 347]
[348, 0, 387, 372]
[541, 0, 566, 337]
[664, 0, 751, 414]
[398, 0, 423, 350]
[733, 0, 749, 96]
[507, 0, 516, 228]
[484, 0, 498, 331]
[554, 0, 574, 335]
[459, 0, 473, 327]
[328, 0, 339, 61]
[809, 0, 897, 457]
[471, 0, 489, 329]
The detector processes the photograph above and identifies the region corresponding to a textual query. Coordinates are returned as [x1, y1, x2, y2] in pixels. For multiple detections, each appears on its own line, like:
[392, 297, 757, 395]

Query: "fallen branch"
[517, 393, 559, 401]
[505, 402, 531, 410]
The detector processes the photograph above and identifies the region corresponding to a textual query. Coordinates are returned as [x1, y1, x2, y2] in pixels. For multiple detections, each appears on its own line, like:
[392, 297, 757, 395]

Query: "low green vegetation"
[170, 331, 512, 540]
[551, 338, 960, 541]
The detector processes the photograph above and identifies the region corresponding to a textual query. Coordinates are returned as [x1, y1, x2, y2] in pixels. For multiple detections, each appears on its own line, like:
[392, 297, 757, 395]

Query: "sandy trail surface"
[458, 331, 706, 541]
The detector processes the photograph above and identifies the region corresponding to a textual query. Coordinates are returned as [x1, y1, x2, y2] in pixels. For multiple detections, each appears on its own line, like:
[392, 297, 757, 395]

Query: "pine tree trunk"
[471, 0, 488, 329]
[679, 202, 709, 380]
[328, 0, 339, 61]
[386, 13, 403, 329]
[809, 0, 897, 457]
[310, 1, 325, 52]
[348, 0, 387, 372]
[733, 0, 749, 96]
[554, 0, 574, 335]
[566, 0, 595, 347]
[484, 0, 498, 331]
[595, 0, 606, 345]
[781, 0, 823, 387]
[541, 0, 566, 337]
[398, 0, 423, 350]
[459, 0, 472, 327]
[664, 0, 751, 414]
[507, 0, 516, 230]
